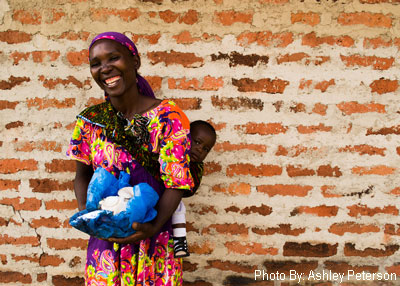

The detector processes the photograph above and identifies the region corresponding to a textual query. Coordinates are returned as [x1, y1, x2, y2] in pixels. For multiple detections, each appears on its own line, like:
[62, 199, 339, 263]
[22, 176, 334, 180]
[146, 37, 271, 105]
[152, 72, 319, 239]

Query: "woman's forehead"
[89, 39, 127, 58]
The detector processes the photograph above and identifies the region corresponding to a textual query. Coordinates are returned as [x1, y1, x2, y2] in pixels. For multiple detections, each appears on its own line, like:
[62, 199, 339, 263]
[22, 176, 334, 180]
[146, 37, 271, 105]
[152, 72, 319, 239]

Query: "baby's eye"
[194, 140, 200, 144]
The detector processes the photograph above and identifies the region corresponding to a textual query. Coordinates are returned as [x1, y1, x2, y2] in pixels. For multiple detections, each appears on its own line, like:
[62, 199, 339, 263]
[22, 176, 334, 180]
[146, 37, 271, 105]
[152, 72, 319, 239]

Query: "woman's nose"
[100, 63, 112, 73]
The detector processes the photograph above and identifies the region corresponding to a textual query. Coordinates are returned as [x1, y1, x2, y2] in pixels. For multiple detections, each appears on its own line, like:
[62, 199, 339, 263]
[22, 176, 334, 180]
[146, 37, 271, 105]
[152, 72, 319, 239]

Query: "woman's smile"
[104, 75, 121, 87]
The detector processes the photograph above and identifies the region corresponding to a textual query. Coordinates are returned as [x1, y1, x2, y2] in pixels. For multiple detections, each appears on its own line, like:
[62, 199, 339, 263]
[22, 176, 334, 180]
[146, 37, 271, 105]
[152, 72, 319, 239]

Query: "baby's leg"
[171, 201, 189, 257]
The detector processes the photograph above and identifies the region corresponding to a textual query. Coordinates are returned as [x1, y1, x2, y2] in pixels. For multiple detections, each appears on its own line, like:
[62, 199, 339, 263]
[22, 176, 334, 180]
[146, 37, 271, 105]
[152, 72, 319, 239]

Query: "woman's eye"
[90, 62, 100, 68]
[110, 56, 120, 61]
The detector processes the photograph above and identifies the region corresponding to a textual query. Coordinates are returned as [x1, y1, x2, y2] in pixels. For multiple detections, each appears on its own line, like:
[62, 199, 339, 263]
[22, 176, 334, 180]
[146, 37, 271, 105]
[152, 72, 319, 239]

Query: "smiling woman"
[66, 32, 194, 286]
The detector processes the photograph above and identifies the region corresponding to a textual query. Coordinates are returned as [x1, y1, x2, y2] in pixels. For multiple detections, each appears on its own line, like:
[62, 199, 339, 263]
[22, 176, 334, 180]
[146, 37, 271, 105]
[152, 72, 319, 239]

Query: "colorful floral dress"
[67, 99, 193, 286]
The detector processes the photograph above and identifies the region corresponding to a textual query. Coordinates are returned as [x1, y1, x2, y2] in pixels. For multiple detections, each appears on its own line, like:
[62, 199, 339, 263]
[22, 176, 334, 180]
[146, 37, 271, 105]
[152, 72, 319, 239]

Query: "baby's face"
[190, 127, 216, 163]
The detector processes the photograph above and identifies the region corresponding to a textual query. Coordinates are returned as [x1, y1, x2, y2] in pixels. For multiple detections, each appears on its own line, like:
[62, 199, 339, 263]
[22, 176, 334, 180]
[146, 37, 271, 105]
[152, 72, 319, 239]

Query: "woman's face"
[89, 39, 139, 98]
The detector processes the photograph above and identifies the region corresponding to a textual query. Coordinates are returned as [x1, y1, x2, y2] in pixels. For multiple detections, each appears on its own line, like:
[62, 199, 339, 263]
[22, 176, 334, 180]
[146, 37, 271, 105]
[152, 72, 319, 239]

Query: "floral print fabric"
[66, 100, 192, 285]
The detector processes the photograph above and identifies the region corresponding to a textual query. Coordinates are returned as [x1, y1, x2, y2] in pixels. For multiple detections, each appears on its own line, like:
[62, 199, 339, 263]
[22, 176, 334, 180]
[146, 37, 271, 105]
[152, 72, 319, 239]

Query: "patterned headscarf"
[89, 31, 155, 99]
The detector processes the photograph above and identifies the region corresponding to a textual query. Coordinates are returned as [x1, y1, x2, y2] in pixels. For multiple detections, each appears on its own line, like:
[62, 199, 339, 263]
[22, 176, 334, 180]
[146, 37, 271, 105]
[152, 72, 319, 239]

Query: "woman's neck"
[110, 92, 160, 119]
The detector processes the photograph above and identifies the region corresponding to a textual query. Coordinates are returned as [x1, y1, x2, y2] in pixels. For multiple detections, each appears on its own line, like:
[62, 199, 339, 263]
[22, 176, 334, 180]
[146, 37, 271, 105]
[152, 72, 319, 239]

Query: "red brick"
[297, 123, 332, 134]
[12, 10, 41, 25]
[12, 254, 39, 263]
[364, 37, 393, 49]
[226, 163, 282, 177]
[0, 100, 19, 110]
[203, 223, 248, 235]
[30, 216, 62, 228]
[214, 10, 253, 26]
[168, 76, 223, 90]
[170, 98, 201, 110]
[211, 52, 268, 67]
[292, 205, 338, 217]
[203, 161, 222, 175]
[0, 179, 20, 190]
[386, 264, 400, 276]
[317, 165, 342, 177]
[190, 241, 214, 255]
[173, 31, 201, 44]
[252, 224, 305, 236]
[275, 145, 318, 157]
[240, 204, 272, 216]
[56, 31, 90, 41]
[45, 9, 65, 24]
[302, 32, 354, 47]
[39, 254, 65, 266]
[52, 275, 84, 286]
[0, 254, 6, 264]
[214, 141, 266, 153]
[45, 159, 76, 173]
[0, 159, 38, 174]
[158, 10, 179, 23]
[341, 55, 394, 70]
[212, 182, 251, 195]
[344, 243, 399, 257]
[15, 140, 62, 152]
[257, 184, 312, 196]
[0, 234, 39, 246]
[225, 241, 278, 255]
[236, 122, 288, 135]
[179, 9, 198, 25]
[38, 75, 91, 89]
[45, 199, 77, 210]
[329, 222, 380, 235]
[0, 76, 30, 90]
[314, 79, 336, 92]
[47, 238, 87, 250]
[0, 30, 32, 44]
[352, 165, 395, 175]
[85, 97, 105, 107]
[232, 78, 289, 93]
[369, 78, 398, 94]
[0, 271, 32, 284]
[291, 12, 320, 26]
[10, 51, 60, 65]
[90, 8, 140, 22]
[338, 12, 392, 27]
[237, 31, 293, 47]
[391, 187, 400, 195]
[339, 144, 386, 156]
[366, 125, 400, 135]
[143, 75, 162, 92]
[324, 261, 378, 274]
[37, 273, 47, 282]
[205, 260, 256, 273]
[147, 51, 204, 67]
[27, 98, 75, 110]
[263, 260, 318, 275]
[286, 165, 315, 177]
[347, 204, 398, 217]
[276, 52, 309, 64]
[183, 261, 198, 272]
[0, 197, 41, 211]
[212, 96, 263, 111]
[131, 33, 161, 45]
[66, 50, 89, 66]
[5, 121, 24, 129]
[283, 242, 338, 257]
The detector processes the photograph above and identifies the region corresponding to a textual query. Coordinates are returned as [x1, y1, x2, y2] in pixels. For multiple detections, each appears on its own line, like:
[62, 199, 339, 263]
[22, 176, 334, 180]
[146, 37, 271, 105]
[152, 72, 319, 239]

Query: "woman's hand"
[106, 222, 157, 244]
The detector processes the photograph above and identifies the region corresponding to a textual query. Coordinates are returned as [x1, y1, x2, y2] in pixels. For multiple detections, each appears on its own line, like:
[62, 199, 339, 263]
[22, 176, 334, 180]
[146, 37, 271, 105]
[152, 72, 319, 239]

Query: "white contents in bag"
[99, 187, 134, 215]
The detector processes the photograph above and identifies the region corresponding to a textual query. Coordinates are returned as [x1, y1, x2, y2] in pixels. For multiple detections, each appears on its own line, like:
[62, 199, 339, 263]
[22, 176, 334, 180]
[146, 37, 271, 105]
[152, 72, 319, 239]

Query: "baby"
[172, 120, 217, 257]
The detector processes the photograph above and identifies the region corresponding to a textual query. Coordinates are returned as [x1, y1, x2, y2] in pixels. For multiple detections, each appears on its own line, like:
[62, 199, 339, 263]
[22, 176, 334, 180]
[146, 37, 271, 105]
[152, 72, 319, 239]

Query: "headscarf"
[89, 32, 155, 99]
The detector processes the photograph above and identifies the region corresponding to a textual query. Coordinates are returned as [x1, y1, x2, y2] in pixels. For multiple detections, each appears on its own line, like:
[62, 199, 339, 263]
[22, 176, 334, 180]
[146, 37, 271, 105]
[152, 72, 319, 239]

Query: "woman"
[67, 32, 194, 285]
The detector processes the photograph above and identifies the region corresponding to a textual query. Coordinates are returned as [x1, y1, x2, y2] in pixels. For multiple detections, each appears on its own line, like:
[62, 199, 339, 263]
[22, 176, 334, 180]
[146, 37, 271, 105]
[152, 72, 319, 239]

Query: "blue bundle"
[69, 167, 159, 238]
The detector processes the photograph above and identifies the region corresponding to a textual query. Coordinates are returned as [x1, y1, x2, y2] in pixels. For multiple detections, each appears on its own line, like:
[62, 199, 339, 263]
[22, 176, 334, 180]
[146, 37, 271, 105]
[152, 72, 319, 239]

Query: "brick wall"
[1, 0, 400, 285]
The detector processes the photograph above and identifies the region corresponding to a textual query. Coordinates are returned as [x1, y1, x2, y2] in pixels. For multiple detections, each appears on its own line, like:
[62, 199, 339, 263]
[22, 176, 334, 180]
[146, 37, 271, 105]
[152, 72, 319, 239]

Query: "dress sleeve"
[155, 102, 194, 191]
[66, 117, 93, 166]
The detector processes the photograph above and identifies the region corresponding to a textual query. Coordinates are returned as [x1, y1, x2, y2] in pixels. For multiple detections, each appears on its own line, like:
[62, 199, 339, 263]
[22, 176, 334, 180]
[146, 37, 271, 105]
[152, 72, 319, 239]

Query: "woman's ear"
[133, 55, 141, 70]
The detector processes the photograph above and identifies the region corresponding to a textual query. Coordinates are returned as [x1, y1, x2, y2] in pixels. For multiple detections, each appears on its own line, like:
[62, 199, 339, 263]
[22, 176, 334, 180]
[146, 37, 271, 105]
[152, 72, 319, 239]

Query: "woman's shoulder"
[148, 99, 189, 126]
[76, 101, 109, 127]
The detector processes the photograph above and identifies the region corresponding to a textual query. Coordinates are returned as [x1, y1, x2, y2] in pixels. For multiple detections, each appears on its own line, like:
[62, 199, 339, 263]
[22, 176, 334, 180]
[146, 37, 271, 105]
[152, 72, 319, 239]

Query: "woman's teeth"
[104, 76, 120, 87]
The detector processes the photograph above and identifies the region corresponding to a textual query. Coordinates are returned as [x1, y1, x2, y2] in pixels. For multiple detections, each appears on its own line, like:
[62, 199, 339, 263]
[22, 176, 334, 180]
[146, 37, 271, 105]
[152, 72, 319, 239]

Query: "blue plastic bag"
[70, 168, 159, 238]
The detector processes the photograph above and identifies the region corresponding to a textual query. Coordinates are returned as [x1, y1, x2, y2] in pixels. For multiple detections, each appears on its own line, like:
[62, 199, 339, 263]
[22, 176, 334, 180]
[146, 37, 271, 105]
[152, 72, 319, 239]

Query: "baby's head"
[190, 120, 216, 163]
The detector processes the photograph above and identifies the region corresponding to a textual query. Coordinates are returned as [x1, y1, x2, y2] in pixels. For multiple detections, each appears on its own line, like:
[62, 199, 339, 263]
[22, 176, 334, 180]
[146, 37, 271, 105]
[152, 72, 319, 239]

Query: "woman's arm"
[108, 187, 184, 244]
[74, 161, 94, 211]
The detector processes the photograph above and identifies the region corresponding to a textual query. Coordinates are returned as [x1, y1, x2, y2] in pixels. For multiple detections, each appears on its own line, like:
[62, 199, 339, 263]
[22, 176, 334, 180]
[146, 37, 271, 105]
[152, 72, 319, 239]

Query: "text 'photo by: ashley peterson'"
[254, 269, 397, 283]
